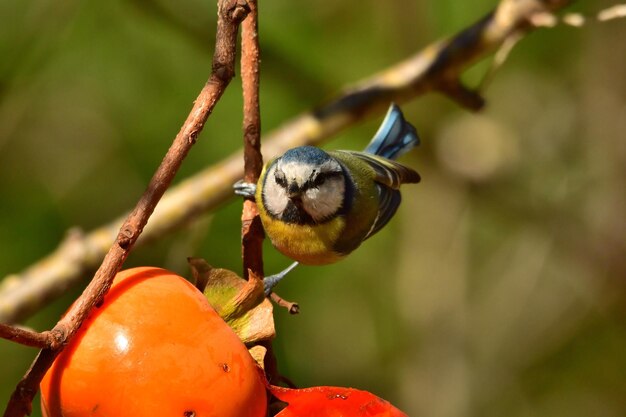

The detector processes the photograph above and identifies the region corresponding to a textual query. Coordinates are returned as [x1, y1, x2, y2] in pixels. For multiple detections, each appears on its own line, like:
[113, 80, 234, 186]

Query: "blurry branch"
[2, 0, 250, 416]
[479, 31, 524, 92]
[240, 0, 265, 280]
[0, 0, 575, 324]
[481, 2, 624, 90]
[529, 3, 626, 27]
[597, 4, 626, 21]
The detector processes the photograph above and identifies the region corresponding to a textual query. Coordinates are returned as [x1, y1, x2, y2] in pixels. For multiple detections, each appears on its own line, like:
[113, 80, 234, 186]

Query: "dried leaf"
[188, 258, 275, 344]
[248, 344, 268, 369]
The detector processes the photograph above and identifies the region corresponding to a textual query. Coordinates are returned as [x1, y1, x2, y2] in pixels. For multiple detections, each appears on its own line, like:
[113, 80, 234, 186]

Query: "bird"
[235, 103, 420, 292]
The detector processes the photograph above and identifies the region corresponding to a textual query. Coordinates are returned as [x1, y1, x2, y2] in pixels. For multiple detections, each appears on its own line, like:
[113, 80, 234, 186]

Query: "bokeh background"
[1, 0, 625, 416]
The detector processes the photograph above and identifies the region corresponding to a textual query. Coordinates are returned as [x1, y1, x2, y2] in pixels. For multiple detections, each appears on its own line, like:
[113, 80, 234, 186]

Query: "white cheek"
[263, 167, 289, 216]
[302, 178, 345, 221]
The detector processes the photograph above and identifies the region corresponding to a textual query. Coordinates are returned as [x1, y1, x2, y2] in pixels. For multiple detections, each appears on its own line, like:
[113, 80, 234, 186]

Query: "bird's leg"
[264, 262, 299, 295]
[233, 180, 257, 198]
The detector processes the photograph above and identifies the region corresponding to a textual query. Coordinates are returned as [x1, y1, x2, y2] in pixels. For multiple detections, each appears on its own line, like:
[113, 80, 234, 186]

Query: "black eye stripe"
[303, 171, 343, 189]
[274, 169, 287, 187]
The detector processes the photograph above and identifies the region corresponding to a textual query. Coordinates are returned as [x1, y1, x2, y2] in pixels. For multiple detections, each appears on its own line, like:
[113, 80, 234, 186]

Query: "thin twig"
[240, 0, 265, 280]
[0, 324, 54, 350]
[479, 31, 524, 92]
[2, 1, 250, 416]
[270, 292, 300, 315]
[529, 3, 626, 27]
[597, 4, 626, 22]
[0, 0, 574, 325]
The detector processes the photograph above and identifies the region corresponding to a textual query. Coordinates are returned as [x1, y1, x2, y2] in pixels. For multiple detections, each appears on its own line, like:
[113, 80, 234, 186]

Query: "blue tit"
[255, 103, 420, 266]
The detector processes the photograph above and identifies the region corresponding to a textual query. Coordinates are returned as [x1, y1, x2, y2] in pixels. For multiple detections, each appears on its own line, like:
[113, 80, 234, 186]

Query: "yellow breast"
[261, 215, 346, 265]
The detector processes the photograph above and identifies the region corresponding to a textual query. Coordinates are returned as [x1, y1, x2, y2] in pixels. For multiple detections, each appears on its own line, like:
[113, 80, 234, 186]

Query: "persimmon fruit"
[270, 385, 408, 417]
[40, 267, 267, 417]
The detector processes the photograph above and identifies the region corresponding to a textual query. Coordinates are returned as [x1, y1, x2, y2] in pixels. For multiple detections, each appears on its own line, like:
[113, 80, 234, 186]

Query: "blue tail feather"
[363, 103, 420, 160]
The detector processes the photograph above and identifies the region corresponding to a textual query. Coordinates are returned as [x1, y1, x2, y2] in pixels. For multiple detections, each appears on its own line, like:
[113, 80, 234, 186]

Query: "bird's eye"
[274, 170, 287, 187]
[309, 170, 342, 189]
[311, 172, 333, 188]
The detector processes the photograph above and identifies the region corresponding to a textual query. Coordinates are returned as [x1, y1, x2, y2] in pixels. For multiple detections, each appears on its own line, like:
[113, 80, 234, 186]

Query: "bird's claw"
[263, 276, 280, 296]
[233, 180, 257, 198]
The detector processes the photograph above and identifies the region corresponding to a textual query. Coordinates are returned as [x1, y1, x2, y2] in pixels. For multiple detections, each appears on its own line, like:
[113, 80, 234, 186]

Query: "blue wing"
[363, 103, 420, 160]
[335, 150, 420, 189]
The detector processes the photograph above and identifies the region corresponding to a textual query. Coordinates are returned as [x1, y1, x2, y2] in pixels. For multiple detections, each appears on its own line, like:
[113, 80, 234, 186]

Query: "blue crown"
[280, 146, 332, 165]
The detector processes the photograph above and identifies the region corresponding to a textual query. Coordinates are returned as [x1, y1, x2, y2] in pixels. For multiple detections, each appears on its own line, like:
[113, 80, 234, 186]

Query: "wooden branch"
[0, 324, 55, 349]
[0, 0, 573, 325]
[2, 1, 250, 415]
[270, 292, 300, 315]
[597, 4, 626, 22]
[240, 0, 265, 280]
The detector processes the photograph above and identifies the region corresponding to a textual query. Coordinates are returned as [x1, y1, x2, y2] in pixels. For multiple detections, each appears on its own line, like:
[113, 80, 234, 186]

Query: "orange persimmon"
[270, 385, 408, 417]
[40, 267, 267, 417]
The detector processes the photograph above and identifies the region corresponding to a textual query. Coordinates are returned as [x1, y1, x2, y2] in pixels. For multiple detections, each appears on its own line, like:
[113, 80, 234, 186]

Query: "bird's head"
[262, 146, 346, 224]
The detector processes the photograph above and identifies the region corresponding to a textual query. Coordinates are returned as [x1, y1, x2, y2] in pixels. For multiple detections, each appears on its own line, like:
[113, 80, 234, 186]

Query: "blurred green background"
[1, 0, 625, 416]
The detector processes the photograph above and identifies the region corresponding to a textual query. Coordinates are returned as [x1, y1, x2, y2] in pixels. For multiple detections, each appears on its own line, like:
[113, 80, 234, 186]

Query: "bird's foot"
[233, 180, 257, 198]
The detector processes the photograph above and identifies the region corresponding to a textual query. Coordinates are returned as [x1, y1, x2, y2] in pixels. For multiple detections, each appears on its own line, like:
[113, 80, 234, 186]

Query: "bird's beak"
[287, 183, 302, 201]
[287, 191, 302, 201]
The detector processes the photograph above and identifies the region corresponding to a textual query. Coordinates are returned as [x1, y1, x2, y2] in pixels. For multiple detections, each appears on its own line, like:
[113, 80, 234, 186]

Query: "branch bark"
[0, 0, 573, 325]
[2, 0, 250, 415]
[240, 0, 265, 280]
[0, 324, 55, 349]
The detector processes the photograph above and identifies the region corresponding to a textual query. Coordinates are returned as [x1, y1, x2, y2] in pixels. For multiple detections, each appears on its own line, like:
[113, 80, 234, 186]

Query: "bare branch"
[527, 3, 626, 27]
[597, 4, 626, 22]
[479, 31, 524, 92]
[0, 0, 574, 325]
[438, 79, 485, 111]
[0, 324, 55, 350]
[270, 292, 300, 315]
[240, 0, 265, 280]
[2, 0, 250, 415]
